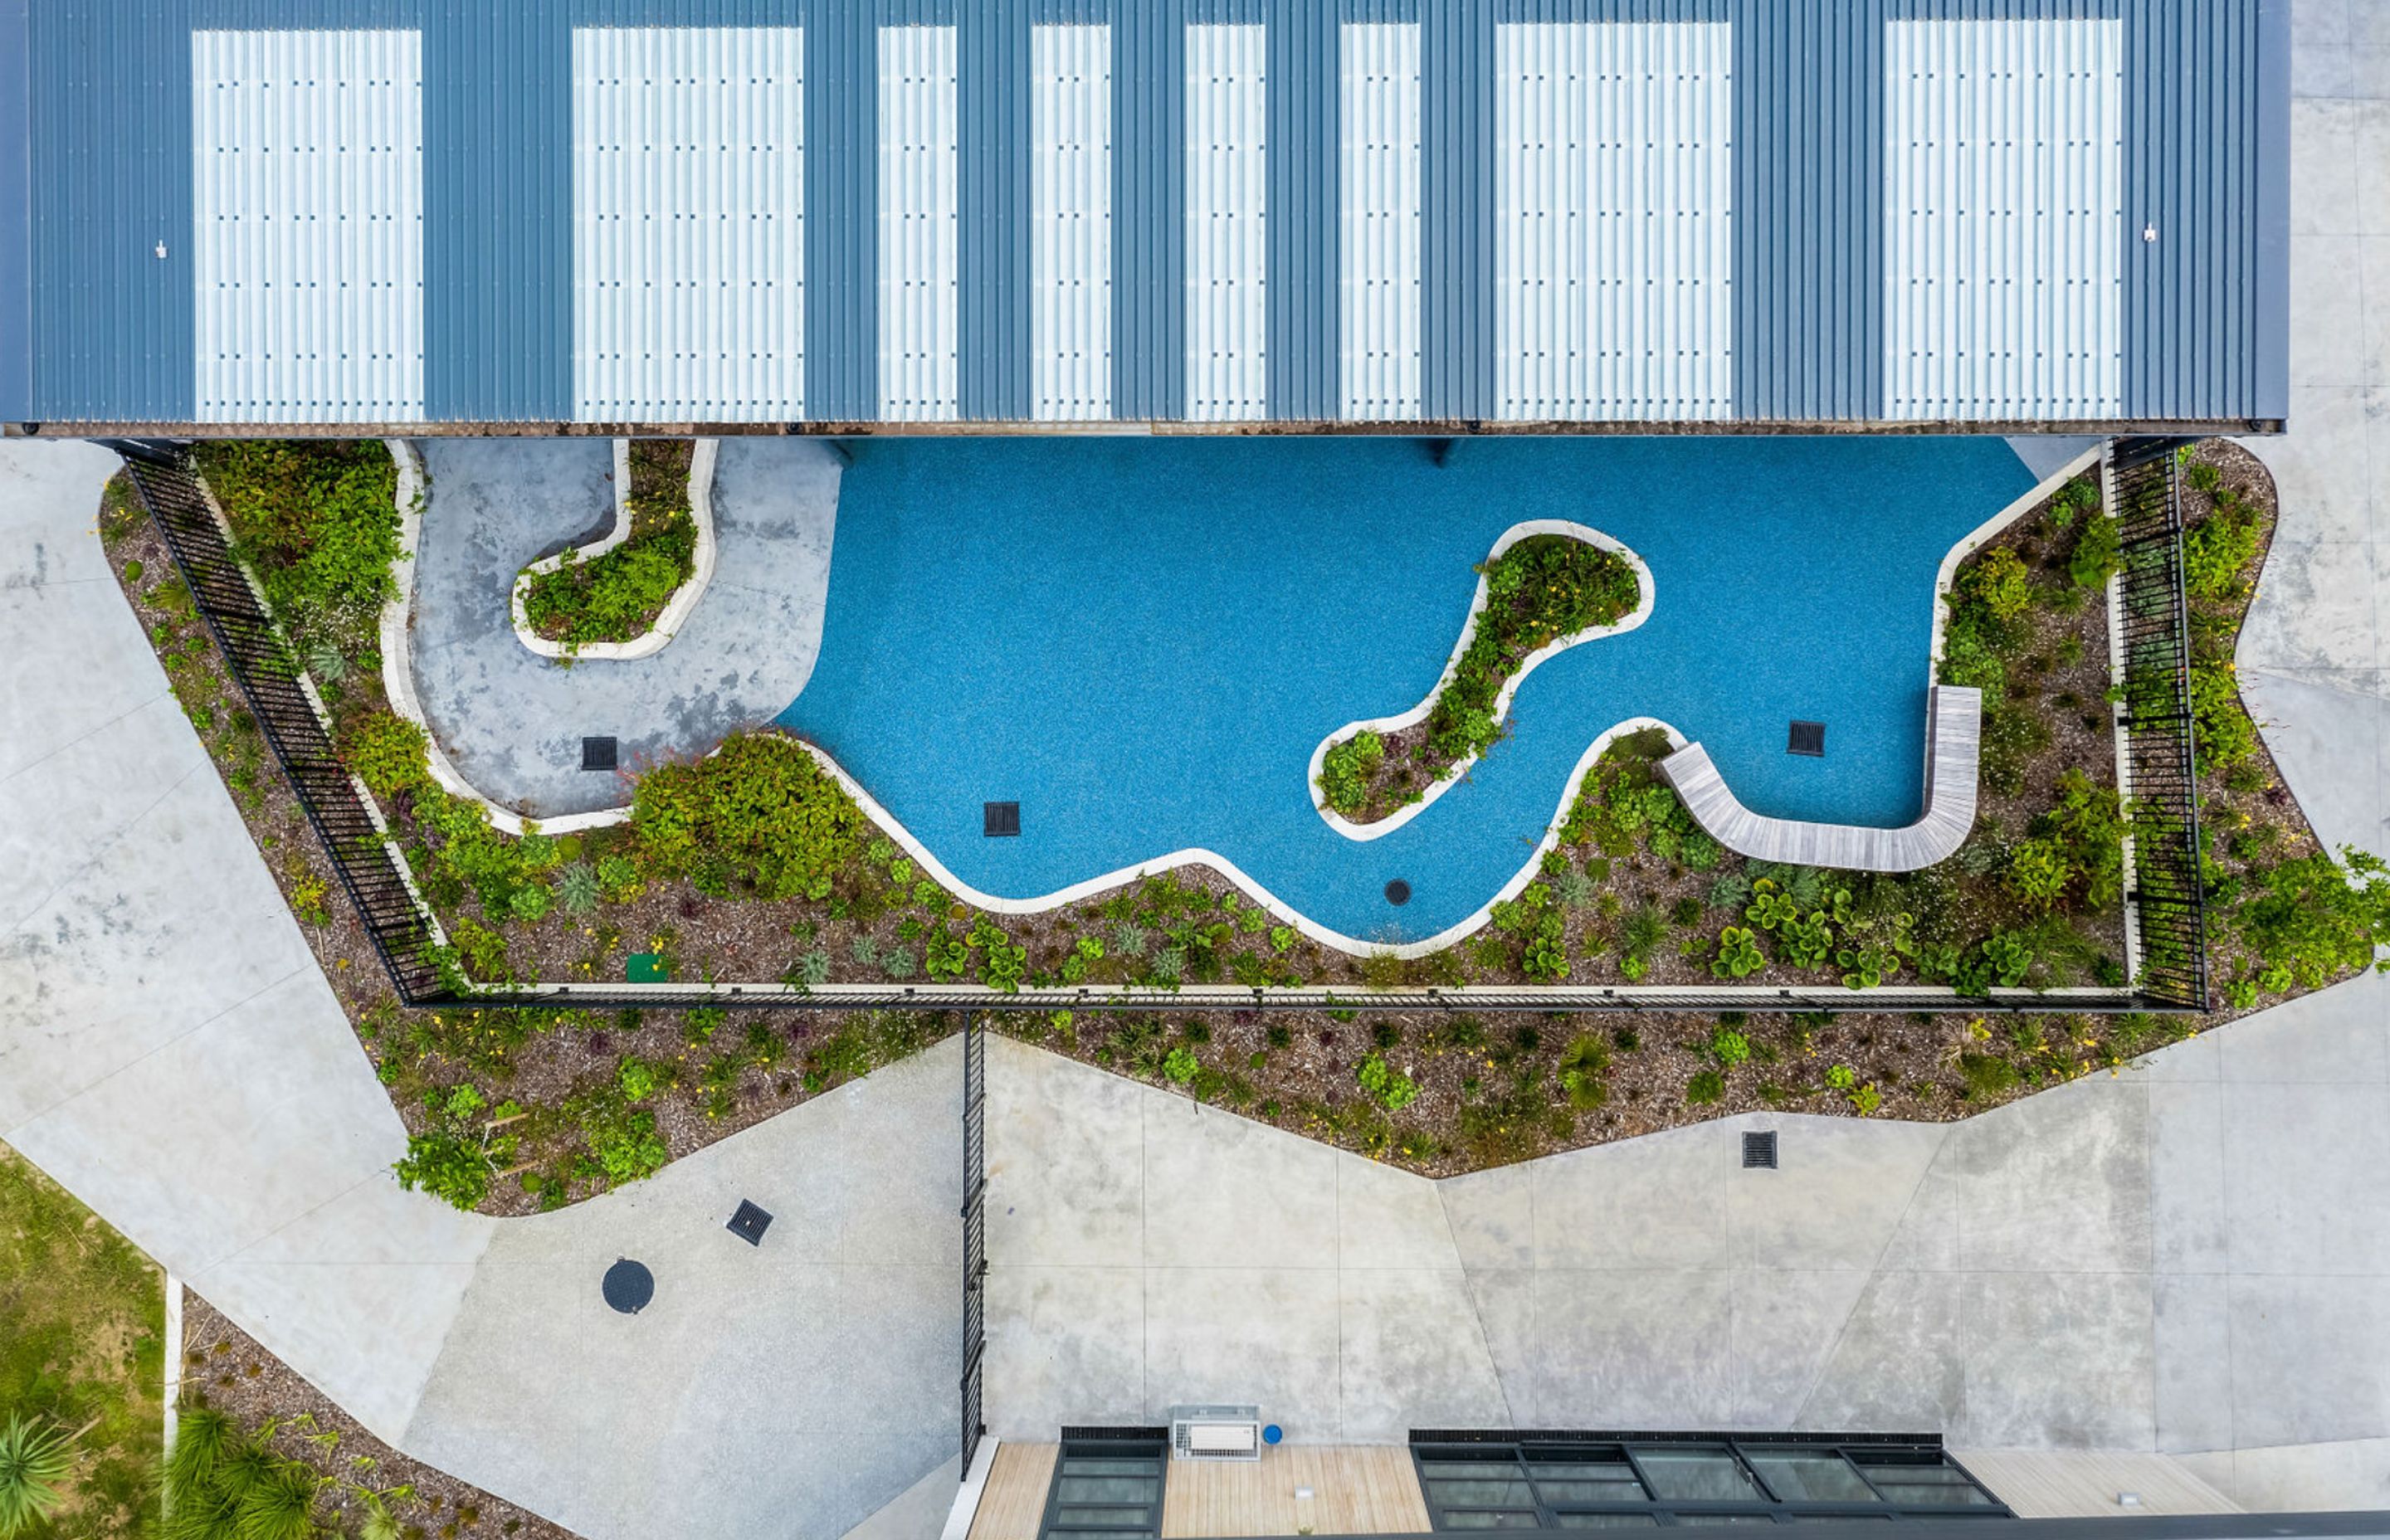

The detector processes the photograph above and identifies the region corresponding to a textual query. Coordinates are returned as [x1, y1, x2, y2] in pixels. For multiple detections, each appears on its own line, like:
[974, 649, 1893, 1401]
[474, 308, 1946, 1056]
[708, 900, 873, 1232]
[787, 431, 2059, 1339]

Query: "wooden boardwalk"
[1659, 685, 1981, 873]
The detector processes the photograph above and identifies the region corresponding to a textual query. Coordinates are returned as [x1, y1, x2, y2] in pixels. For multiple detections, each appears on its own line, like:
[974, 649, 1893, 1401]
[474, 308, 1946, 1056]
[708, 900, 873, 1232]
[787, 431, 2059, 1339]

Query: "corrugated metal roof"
[1184, 22, 1267, 422]
[571, 26, 807, 422]
[1341, 21, 1422, 420]
[1031, 22, 1110, 421]
[7, 0, 2284, 430]
[1493, 19, 1733, 422]
[191, 27, 424, 423]
[877, 22, 959, 421]
[1884, 17, 2121, 421]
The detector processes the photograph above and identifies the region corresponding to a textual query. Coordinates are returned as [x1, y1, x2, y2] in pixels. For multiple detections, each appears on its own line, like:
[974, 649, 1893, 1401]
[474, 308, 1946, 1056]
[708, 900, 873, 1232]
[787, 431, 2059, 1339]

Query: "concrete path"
[410, 437, 838, 820]
[0, 436, 957, 1540]
[984, 992, 2390, 1496]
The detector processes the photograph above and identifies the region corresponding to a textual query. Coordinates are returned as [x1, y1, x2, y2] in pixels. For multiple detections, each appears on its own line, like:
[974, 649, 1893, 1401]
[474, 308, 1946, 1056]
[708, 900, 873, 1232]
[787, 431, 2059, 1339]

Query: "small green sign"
[627, 953, 670, 983]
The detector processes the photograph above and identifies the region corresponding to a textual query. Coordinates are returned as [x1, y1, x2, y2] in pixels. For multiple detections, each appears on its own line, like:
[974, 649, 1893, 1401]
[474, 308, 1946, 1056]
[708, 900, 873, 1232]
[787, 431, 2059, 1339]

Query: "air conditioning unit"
[1170, 1404, 1262, 1462]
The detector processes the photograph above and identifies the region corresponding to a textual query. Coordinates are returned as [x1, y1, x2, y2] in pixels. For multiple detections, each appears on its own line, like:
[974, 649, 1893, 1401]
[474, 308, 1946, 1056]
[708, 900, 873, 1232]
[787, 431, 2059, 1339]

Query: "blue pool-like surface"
[777, 436, 2037, 943]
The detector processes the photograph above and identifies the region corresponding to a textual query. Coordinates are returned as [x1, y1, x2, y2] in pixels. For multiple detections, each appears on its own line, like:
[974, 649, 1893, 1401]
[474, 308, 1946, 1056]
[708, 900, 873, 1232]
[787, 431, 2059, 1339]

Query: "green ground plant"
[519, 440, 699, 647]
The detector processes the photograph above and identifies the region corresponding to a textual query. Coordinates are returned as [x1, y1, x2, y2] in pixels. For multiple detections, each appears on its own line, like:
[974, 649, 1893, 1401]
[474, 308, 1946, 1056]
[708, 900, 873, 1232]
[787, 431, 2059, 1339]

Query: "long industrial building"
[0, 0, 2285, 433]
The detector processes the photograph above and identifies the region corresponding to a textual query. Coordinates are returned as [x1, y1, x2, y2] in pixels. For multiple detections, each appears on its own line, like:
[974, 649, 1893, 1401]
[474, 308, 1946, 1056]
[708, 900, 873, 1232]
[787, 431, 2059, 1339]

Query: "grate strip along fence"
[960, 1010, 988, 1479]
[2107, 437, 2210, 1011]
[117, 440, 2211, 1016]
[109, 442, 451, 1002]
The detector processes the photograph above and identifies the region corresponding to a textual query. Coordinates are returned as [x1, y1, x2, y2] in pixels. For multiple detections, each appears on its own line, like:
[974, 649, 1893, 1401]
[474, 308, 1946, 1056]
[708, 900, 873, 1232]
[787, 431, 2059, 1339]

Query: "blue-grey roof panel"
[14, 0, 2285, 428]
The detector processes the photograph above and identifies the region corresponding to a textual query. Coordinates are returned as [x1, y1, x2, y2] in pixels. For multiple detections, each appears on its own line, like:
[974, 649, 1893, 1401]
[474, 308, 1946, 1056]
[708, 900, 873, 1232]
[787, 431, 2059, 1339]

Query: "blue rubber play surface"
[778, 436, 2036, 943]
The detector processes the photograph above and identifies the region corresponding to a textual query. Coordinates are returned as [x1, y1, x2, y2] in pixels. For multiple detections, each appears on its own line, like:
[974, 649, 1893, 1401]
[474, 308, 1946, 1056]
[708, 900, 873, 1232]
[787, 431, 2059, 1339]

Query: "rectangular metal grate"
[1743, 1130, 1778, 1168]
[984, 800, 1021, 836]
[1788, 720, 1825, 756]
[583, 735, 618, 772]
[726, 1199, 773, 1245]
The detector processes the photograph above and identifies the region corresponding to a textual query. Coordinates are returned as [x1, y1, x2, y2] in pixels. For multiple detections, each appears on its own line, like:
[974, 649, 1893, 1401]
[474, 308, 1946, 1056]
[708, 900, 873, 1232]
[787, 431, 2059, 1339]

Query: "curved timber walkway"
[1660, 685, 1982, 872]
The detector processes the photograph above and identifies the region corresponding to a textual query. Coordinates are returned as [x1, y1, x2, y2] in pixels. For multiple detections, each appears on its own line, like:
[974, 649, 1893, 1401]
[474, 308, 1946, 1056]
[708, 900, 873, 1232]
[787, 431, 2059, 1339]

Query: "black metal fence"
[118, 440, 2211, 1018]
[110, 442, 452, 1002]
[960, 1010, 988, 1479]
[2108, 437, 2211, 1011]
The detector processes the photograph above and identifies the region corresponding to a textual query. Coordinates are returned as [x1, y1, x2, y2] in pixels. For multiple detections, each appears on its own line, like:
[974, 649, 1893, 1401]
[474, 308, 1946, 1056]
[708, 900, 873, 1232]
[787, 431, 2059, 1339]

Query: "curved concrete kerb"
[510, 438, 719, 661]
[1307, 519, 1655, 841]
[378, 439, 626, 838]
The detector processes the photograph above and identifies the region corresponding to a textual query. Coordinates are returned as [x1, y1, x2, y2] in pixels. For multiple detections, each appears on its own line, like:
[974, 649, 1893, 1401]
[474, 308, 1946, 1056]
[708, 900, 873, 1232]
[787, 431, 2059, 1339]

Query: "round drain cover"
[1384, 879, 1412, 906]
[602, 1257, 654, 1315]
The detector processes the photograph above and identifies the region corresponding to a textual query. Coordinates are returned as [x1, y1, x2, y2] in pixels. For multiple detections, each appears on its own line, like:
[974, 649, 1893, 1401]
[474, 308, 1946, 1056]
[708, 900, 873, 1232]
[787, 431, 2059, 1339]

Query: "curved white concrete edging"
[798, 719, 1688, 962]
[1930, 442, 2107, 666]
[378, 440, 627, 838]
[510, 439, 719, 660]
[1305, 520, 1655, 841]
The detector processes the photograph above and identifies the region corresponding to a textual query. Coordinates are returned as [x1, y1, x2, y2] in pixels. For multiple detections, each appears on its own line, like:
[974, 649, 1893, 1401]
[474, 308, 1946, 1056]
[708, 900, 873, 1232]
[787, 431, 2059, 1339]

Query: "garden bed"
[519, 439, 697, 648]
[178, 1292, 578, 1540]
[1317, 531, 1641, 824]
[99, 439, 2390, 1209]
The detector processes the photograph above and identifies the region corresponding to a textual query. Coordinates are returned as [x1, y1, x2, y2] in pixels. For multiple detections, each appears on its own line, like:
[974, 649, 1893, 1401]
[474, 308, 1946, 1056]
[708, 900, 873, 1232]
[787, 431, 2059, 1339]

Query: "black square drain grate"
[1788, 721, 1825, 757]
[583, 735, 618, 772]
[726, 1200, 773, 1246]
[1743, 1130, 1778, 1169]
[984, 801, 1021, 837]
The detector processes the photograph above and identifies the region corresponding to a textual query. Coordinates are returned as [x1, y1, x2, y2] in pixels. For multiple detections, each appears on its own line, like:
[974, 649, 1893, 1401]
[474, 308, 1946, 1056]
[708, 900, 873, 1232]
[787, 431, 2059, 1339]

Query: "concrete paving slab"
[1335, 1269, 1510, 1440]
[1438, 1167, 1534, 1272]
[1720, 1114, 1948, 1272]
[1957, 1271, 2156, 1450]
[1141, 1267, 1344, 1432]
[1139, 1096, 1343, 1271]
[2214, 968, 2390, 1084]
[2190, 1438, 2390, 1512]
[1525, 1123, 1734, 1271]
[1946, 1079, 2151, 1275]
[2226, 1274, 2390, 1448]
[842, 1455, 963, 1540]
[1794, 1270, 1968, 1433]
[986, 1265, 1148, 1436]
[1339, 1157, 1465, 1271]
[2293, 236, 2371, 390]
[987, 1040, 1146, 1268]
[1529, 1268, 1738, 1426]
[2154, 1273, 2236, 1455]
[1725, 1268, 1875, 1425]
[2221, 1081, 2390, 1275]
[2147, 1083, 2230, 1276]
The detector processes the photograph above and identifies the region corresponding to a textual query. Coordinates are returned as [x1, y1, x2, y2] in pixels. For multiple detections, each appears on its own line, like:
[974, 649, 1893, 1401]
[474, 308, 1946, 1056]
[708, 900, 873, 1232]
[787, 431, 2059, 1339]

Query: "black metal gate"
[2109, 437, 2210, 1011]
[961, 1009, 988, 1478]
[110, 442, 451, 1001]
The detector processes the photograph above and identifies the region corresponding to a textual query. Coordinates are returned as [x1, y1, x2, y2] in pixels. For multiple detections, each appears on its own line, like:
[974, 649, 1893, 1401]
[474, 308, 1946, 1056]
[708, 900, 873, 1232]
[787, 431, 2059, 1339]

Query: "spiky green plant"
[233, 1459, 324, 1540]
[0, 1414, 77, 1539]
[304, 641, 349, 685]
[557, 861, 601, 915]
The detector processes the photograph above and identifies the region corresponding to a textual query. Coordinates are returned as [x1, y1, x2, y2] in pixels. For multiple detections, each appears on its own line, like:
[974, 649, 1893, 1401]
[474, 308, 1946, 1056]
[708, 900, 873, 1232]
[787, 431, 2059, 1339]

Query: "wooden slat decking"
[1159, 1445, 1433, 1538]
[1951, 1450, 2241, 1518]
[968, 1443, 1061, 1540]
[1660, 685, 1982, 873]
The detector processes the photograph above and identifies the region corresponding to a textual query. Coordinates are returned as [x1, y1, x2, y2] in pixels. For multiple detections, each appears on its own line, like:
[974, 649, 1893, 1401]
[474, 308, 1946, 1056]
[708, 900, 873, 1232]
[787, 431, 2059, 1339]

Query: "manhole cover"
[602, 1257, 654, 1314]
[1384, 880, 1412, 906]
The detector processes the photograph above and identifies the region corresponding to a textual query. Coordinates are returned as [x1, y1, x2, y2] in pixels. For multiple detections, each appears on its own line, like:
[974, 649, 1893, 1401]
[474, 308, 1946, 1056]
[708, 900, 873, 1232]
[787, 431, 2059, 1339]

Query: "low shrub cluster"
[519, 439, 698, 647]
[1319, 533, 1638, 819]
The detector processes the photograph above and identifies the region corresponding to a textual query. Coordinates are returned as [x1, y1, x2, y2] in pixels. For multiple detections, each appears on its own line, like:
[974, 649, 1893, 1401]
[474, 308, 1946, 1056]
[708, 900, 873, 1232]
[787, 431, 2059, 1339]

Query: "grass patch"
[0, 1147, 164, 1538]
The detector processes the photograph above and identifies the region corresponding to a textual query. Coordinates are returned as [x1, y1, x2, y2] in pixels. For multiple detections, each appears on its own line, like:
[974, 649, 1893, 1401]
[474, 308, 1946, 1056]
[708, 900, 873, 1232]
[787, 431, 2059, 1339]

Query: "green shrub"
[1318, 731, 1383, 815]
[342, 709, 429, 800]
[2005, 837, 2073, 910]
[1707, 1026, 1752, 1068]
[1961, 546, 2035, 621]
[2189, 661, 2258, 772]
[2184, 500, 2263, 602]
[1939, 611, 2007, 698]
[195, 440, 401, 651]
[1712, 926, 1764, 979]
[1356, 1052, 1421, 1111]
[2236, 847, 2390, 991]
[617, 1057, 661, 1102]
[1163, 1046, 1201, 1084]
[1684, 1070, 1725, 1106]
[1556, 1034, 1612, 1109]
[394, 1127, 491, 1210]
[631, 731, 863, 900]
[1958, 1051, 2022, 1099]
[1428, 535, 1640, 768]
[2067, 514, 2121, 590]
